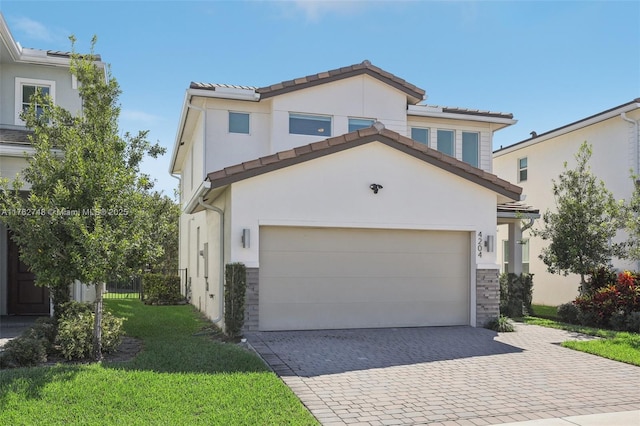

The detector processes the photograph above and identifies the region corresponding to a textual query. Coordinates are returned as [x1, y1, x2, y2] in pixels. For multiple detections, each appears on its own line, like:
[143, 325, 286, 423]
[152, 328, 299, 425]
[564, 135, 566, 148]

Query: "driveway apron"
[246, 324, 640, 425]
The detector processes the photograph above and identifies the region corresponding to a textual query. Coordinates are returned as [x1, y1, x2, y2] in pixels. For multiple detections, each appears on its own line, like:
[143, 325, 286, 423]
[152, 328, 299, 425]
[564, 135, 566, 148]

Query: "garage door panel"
[262, 251, 464, 278]
[260, 300, 468, 330]
[259, 227, 470, 331]
[259, 276, 466, 304]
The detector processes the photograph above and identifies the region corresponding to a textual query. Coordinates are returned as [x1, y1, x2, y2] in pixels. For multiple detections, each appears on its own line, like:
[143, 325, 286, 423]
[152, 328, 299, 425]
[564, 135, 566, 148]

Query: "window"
[348, 118, 375, 132]
[437, 129, 454, 156]
[15, 78, 55, 124]
[411, 127, 429, 145]
[289, 113, 331, 136]
[502, 240, 509, 273]
[229, 112, 250, 134]
[462, 132, 479, 167]
[518, 157, 528, 182]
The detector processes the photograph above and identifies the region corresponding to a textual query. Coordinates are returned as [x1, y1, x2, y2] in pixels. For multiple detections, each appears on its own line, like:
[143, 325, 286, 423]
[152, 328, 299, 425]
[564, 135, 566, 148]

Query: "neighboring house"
[0, 13, 100, 315]
[494, 98, 640, 306]
[170, 60, 526, 331]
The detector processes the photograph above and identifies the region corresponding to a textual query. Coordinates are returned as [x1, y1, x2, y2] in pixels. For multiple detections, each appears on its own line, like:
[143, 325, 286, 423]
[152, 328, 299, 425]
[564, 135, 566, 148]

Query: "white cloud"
[288, 0, 368, 22]
[11, 16, 61, 43]
[120, 109, 161, 124]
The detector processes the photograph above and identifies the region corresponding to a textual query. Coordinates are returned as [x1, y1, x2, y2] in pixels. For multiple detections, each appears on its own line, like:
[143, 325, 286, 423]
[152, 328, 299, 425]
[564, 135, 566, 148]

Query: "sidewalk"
[0, 316, 39, 348]
[499, 410, 640, 426]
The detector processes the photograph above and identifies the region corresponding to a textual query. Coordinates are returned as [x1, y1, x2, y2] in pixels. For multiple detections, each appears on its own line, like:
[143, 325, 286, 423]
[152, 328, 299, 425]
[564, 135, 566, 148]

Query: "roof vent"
[373, 121, 385, 131]
[362, 60, 371, 66]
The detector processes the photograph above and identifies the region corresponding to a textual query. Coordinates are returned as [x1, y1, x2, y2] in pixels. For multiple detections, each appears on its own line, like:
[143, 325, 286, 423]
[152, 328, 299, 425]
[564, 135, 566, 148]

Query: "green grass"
[522, 316, 640, 367]
[0, 299, 318, 425]
[531, 304, 560, 320]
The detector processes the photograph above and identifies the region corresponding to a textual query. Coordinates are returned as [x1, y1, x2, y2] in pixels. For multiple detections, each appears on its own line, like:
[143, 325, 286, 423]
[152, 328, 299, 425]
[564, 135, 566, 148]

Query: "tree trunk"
[92, 282, 104, 361]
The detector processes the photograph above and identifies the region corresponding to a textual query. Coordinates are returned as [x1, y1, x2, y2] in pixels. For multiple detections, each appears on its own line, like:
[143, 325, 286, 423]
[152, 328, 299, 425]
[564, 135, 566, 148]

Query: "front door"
[7, 232, 50, 315]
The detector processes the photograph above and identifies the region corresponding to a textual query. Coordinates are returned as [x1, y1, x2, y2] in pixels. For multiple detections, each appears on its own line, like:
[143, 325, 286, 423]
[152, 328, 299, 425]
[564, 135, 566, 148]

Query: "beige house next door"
[258, 226, 470, 331]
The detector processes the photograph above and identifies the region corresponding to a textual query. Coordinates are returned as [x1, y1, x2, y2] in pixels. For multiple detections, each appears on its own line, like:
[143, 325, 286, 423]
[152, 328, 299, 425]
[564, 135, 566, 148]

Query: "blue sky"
[2, 0, 639, 197]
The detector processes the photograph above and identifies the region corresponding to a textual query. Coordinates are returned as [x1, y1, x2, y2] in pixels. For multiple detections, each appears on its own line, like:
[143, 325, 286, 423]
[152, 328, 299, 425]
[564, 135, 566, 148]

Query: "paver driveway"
[246, 324, 640, 425]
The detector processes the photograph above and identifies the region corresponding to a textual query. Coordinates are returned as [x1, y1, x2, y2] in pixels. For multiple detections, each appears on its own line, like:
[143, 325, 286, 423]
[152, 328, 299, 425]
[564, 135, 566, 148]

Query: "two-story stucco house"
[0, 13, 100, 315]
[494, 98, 640, 306]
[170, 60, 528, 331]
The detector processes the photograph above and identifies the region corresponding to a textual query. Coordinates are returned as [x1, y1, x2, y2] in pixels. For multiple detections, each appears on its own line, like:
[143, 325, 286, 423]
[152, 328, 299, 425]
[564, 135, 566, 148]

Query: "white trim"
[408, 105, 517, 126]
[0, 144, 36, 157]
[257, 219, 478, 232]
[517, 156, 528, 182]
[14, 77, 56, 125]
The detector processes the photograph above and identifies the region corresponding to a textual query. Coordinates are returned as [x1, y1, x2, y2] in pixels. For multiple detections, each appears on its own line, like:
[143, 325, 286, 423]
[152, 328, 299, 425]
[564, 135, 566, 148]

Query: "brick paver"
[246, 324, 640, 425]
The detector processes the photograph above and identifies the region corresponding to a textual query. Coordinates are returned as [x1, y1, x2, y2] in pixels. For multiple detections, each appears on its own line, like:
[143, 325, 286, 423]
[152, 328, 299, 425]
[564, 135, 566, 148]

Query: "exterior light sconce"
[369, 183, 383, 194]
[484, 235, 494, 252]
[242, 228, 250, 248]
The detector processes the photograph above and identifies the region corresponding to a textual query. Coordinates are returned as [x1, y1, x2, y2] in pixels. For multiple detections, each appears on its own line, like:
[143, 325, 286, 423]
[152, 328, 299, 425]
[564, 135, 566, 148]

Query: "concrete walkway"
[246, 324, 640, 425]
[0, 316, 39, 348]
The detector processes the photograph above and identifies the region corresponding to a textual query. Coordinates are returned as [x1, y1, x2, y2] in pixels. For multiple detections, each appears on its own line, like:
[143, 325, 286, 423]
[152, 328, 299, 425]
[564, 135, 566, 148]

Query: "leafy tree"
[533, 141, 624, 294]
[0, 36, 165, 360]
[624, 176, 640, 261]
[145, 192, 180, 273]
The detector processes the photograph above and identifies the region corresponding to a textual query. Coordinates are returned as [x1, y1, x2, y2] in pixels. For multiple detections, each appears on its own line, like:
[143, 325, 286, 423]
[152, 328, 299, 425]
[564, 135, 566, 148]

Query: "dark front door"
[7, 232, 50, 315]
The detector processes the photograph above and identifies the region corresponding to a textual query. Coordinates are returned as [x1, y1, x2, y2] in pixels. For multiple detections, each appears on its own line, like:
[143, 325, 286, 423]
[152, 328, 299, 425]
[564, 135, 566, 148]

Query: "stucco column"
[508, 222, 523, 274]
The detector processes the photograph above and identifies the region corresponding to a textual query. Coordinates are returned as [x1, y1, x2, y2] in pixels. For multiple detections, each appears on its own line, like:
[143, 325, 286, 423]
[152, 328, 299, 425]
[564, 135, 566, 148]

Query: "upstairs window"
[229, 111, 250, 134]
[411, 127, 429, 145]
[518, 157, 528, 182]
[462, 132, 479, 167]
[289, 113, 331, 136]
[348, 118, 375, 132]
[436, 129, 454, 157]
[15, 78, 55, 125]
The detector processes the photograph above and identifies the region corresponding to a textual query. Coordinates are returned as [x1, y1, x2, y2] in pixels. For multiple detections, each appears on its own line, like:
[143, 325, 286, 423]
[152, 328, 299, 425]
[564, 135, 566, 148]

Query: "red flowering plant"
[574, 271, 640, 327]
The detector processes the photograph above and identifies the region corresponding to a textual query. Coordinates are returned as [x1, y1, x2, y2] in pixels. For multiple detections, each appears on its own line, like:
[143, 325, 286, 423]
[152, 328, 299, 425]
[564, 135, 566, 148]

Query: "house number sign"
[477, 231, 483, 258]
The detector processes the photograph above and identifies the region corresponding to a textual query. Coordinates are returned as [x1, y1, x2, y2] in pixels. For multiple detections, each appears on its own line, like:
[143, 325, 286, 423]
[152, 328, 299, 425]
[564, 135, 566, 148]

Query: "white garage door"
[259, 226, 470, 331]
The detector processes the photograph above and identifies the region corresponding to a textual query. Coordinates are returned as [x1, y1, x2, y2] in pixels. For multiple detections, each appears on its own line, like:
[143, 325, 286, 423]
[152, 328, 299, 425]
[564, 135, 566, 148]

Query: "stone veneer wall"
[243, 267, 260, 332]
[476, 268, 500, 326]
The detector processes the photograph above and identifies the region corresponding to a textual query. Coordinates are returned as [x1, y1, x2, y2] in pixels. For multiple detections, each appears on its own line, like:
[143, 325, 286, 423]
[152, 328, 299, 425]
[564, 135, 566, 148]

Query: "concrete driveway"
[246, 324, 640, 425]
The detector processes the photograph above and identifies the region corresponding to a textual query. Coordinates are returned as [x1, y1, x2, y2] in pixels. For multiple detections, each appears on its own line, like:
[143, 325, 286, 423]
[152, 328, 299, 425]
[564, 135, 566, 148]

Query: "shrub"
[55, 301, 125, 360]
[574, 271, 640, 327]
[23, 317, 57, 354]
[609, 310, 628, 331]
[142, 273, 183, 305]
[585, 266, 617, 296]
[626, 312, 640, 333]
[224, 263, 246, 337]
[0, 337, 47, 368]
[557, 302, 580, 324]
[485, 315, 515, 332]
[499, 273, 534, 317]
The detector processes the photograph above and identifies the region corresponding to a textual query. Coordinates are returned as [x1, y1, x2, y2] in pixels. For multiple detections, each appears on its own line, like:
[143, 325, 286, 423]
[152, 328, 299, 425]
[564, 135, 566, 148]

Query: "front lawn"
[0, 299, 318, 425]
[522, 316, 640, 367]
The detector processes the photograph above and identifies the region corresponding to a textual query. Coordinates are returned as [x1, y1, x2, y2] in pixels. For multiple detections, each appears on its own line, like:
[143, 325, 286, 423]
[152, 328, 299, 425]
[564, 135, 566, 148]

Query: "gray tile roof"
[190, 82, 258, 91]
[206, 122, 521, 201]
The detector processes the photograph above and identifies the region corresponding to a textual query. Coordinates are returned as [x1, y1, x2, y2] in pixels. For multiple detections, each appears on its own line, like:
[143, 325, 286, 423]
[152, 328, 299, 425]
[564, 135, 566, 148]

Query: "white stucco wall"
[0, 223, 7, 315]
[228, 141, 500, 269]
[0, 63, 80, 126]
[494, 111, 640, 306]
[0, 155, 30, 188]
[269, 76, 409, 152]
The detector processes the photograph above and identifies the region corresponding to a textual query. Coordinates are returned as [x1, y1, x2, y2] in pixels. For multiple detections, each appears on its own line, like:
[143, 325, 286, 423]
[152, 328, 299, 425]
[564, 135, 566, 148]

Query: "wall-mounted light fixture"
[242, 228, 250, 248]
[484, 235, 494, 252]
[369, 183, 383, 194]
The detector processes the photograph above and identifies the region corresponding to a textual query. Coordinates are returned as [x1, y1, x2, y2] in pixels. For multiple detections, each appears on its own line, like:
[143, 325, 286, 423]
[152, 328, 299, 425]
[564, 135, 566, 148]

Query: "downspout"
[197, 197, 224, 324]
[187, 101, 207, 182]
[621, 112, 640, 178]
[520, 217, 535, 234]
